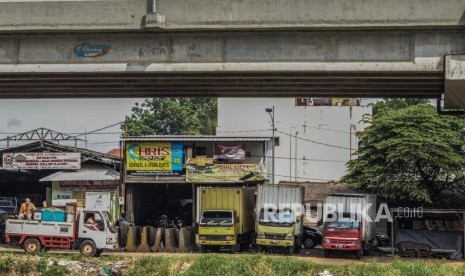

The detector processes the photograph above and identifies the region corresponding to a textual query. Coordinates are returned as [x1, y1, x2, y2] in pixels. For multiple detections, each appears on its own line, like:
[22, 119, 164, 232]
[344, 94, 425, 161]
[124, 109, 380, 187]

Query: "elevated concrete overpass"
[0, 0, 464, 106]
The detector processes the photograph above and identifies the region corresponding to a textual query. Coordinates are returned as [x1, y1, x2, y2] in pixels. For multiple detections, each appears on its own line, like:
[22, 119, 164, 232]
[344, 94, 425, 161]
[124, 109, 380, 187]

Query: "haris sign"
[126, 142, 183, 175]
[74, 43, 112, 58]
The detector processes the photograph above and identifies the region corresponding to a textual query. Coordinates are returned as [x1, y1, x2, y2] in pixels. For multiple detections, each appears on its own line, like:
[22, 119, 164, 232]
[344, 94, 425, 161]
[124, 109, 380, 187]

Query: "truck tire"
[288, 246, 294, 255]
[355, 249, 363, 259]
[80, 240, 97, 257]
[303, 238, 316, 249]
[24, 238, 41, 254]
[323, 249, 330, 258]
[230, 243, 240, 253]
[199, 245, 207, 253]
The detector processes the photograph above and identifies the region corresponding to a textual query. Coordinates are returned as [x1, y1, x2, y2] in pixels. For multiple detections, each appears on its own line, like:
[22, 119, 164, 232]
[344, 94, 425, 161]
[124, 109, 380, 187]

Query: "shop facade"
[122, 136, 270, 226]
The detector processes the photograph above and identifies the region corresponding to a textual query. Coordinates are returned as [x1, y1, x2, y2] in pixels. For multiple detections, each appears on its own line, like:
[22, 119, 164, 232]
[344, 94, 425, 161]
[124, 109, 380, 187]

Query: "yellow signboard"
[126, 142, 183, 176]
[186, 163, 267, 183]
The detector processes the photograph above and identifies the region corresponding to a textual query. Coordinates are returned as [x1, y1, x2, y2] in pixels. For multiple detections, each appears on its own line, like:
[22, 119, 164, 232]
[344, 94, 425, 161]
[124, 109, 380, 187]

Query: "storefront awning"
[39, 167, 119, 182]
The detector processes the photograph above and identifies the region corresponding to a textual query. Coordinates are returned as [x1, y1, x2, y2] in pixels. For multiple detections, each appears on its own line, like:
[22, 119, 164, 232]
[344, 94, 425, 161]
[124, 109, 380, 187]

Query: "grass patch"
[124, 254, 465, 276]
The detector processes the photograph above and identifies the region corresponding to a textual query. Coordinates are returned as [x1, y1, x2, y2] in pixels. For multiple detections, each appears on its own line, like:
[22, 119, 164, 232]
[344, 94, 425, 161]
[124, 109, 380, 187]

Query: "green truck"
[196, 187, 255, 253]
[255, 184, 304, 254]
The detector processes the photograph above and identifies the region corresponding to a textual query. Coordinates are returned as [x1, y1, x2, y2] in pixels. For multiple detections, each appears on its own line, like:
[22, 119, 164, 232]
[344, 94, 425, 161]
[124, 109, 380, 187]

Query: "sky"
[0, 98, 146, 153]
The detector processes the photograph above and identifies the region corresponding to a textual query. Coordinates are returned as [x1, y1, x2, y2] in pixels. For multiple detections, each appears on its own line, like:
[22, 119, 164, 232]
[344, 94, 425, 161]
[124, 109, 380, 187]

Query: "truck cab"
[5, 203, 118, 257]
[323, 217, 363, 259]
[77, 210, 118, 256]
[198, 210, 238, 250]
[256, 208, 298, 253]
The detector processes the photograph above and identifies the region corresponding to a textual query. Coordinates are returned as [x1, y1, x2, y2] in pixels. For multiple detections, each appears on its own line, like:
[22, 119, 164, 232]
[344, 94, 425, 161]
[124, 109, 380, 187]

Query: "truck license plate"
[336, 244, 344, 248]
[271, 240, 279, 244]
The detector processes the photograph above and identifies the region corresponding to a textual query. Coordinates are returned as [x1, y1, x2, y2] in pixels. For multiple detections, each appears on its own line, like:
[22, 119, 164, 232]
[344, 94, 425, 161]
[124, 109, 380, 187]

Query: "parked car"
[374, 232, 390, 247]
[302, 225, 323, 249]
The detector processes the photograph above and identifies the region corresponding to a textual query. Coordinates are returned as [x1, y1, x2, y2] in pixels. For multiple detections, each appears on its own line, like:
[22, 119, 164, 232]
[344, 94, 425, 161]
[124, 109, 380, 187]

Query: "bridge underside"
[0, 71, 443, 99]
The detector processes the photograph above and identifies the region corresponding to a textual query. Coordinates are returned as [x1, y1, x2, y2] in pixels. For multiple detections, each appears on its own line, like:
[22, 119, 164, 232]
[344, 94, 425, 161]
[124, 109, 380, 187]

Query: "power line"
[277, 121, 351, 134]
[275, 130, 351, 150]
[72, 121, 124, 138]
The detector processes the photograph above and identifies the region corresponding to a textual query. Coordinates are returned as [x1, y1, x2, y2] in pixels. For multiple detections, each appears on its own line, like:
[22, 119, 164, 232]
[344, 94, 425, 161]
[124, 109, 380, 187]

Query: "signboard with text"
[186, 163, 266, 183]
[126, 142, 183, 177]
[3, 152, 81, 170]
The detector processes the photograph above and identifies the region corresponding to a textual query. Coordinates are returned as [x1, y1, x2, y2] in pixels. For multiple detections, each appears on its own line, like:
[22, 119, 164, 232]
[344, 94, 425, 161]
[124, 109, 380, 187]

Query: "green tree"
[126, 98, 217, 136]
[341, 103, 465, 206]
[371, 98, 429, 115]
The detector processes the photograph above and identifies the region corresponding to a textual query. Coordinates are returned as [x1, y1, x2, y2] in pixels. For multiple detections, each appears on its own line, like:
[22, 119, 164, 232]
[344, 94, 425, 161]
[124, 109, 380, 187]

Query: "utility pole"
[265, 106, 275, 184]
[295, 131, 298, 182]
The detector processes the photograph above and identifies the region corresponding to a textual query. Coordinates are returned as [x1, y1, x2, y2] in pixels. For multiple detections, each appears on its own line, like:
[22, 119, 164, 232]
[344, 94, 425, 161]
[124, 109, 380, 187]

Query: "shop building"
[0, 128, 120, 218]
[122, 136, 270, 226]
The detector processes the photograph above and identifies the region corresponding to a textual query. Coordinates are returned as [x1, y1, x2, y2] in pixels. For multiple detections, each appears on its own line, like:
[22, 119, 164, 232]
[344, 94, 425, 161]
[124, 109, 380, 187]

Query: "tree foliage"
[372, 98, 429, 115]
[341, 103, 465, 206]
[126, 98, 217, 136]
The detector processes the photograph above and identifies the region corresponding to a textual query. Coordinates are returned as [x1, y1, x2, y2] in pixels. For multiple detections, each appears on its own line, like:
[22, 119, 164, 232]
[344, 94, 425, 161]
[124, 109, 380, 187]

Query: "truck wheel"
[288, 246, 294, 255]
[231, 243, 240, 253]
[24, 238, 41, 254]
[323, 249, 331, 258]
[80, 240, 97, 257]
[200, 245, 207, 253]
[240, 242, 250, 252]
[303, 238, 316, 249]
[355, 249, 362, 259]
[95, 249, 103, 257]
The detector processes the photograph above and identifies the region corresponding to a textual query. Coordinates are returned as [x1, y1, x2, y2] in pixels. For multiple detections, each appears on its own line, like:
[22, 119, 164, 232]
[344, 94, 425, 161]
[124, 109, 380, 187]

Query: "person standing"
[18, 198, 37, 220]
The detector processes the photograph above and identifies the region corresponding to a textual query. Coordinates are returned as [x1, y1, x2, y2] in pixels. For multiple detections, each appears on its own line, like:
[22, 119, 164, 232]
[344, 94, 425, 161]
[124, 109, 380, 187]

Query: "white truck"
[255, 184, 304, 254]
[5, 203, 118, 256]
[322, 193, 377, 258]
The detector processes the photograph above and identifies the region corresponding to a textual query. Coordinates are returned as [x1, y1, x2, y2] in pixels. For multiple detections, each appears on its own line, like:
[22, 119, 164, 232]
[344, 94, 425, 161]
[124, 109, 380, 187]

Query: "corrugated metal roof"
[39, 167, 119, 182]
[124, 136, 271, 142]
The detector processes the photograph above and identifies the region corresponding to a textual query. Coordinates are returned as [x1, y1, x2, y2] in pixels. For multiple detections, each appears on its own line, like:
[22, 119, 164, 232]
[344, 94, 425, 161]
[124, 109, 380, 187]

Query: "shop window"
[195, 147, 207, 156]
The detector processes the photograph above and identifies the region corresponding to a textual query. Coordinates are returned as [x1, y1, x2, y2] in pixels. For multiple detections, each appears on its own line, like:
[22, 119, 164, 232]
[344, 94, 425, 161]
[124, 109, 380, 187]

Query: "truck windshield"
[102, 211, 114, 228]
[259, 209, 294, 227]
[200, 211, 233, 225]
[325, 219, 359, 229]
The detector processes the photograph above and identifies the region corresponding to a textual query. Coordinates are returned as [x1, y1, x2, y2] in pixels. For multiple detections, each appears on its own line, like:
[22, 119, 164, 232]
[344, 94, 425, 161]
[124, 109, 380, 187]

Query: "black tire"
[231, 243, 240, 253]
[200, 245, 207, 253]
[323, 249, 330, 258]
[355, 249, 362, 259]
[256, 245, 263, 253]
[303, 238, 316, 249]
[95, 249, 103, 257]
[288, 246, 294, 255]
[24, 238, 41, 254]
[80, 240, 97, 257]
[372, 237, 379, 248]
[240, 242, 249, 252]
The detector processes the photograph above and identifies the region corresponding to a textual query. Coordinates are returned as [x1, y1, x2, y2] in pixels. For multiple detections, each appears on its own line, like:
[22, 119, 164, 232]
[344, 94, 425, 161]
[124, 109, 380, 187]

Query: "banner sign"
[186, 163, 266, 183]
[126, 142, 183, 177]
[3, 152, 81, 170]
[213, 144, 246, 162]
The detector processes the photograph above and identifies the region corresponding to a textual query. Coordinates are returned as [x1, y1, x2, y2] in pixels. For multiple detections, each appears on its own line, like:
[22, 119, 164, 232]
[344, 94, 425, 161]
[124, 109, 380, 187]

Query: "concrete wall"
[217, 98, 372, 183]
[155, 0, 465, 30]
[0, 0, 147, 32]
[0, 0, 464, 32]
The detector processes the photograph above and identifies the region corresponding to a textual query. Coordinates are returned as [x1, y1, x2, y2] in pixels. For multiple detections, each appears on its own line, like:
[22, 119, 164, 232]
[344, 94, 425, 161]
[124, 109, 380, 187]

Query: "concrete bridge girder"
[0, 31, 463, 69]
[0, 0, 465, 31]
